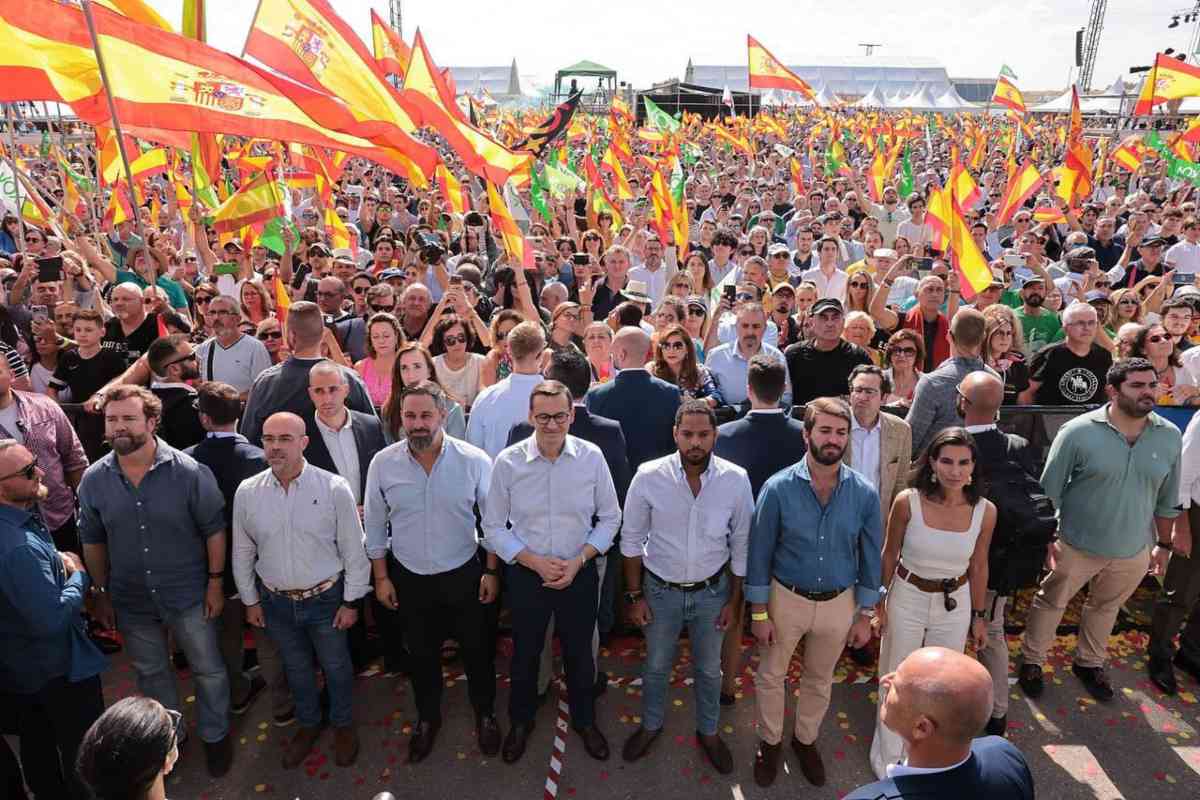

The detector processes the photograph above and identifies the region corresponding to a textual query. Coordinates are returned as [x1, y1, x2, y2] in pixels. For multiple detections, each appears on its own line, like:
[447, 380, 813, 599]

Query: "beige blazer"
[843, 412, 913, 524]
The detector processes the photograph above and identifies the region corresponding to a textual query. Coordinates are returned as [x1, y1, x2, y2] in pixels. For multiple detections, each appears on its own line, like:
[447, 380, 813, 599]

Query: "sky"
[144, 0, 1198, 94]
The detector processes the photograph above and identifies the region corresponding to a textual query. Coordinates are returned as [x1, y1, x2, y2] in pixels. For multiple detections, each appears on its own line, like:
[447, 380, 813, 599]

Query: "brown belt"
[264, 576, 339, 601]
[896, 564, 967, 594]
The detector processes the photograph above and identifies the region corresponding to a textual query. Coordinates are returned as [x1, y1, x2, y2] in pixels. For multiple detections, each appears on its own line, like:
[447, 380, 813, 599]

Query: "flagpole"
[80, 0, 147, 243]
[2, 104, 27, 253]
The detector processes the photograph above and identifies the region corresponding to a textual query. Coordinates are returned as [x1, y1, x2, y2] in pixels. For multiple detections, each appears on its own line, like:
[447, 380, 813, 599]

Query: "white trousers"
[869, 576, 971, 779]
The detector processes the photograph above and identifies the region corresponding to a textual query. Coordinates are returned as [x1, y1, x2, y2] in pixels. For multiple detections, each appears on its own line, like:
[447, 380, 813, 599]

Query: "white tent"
[893, 83, 941, 111]
[1031, 81, 1127, 114]
[934, 85, 978, 111]
[812, 81, 843, 108]
[854, 83, 889, 108]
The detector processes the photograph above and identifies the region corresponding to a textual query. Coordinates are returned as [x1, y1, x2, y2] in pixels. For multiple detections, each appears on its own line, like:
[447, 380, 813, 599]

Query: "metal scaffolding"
[1079, 0, 1108, 92]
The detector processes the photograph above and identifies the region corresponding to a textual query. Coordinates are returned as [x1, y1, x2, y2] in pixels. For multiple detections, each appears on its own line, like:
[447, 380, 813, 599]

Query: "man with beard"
[1019, 359, 1183, 703]
[146, 335, 206, 450]
[364, 381, 500, 763]
[194, 295, 271, 397]
[747, 397, 881, 788]
[619, 400, 753, 775]
[0, 440, 106, 800]
[1012, 274, 1062, 356]
[705, 303, 791, 410]
[78, 386, 233, 777]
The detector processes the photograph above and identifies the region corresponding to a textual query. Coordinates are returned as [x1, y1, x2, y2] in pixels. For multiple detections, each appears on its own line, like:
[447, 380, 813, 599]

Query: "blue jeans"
[121, 603, 230, 743]
[260, 580, 355, 729]
[641, 570, 729, 736]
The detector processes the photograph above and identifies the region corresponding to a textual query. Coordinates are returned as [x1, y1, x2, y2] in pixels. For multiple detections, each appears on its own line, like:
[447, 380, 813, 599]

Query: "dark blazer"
[303, 410, 387, 500]
[507, 404, 634, 505]
[843, 737, 1034, 800]
[972, 428, 1039, 479]
[715, 410, 807, 499]
[150, 385, 205, 451]
[184, 433, 267, 596]
[585, 369, 681, 471]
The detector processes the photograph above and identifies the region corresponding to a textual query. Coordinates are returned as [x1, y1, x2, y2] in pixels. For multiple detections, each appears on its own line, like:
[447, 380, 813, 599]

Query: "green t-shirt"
[114, 269, 189, 310]
[1015, 306, 1063, 355]
[999, 289, 1022, 309]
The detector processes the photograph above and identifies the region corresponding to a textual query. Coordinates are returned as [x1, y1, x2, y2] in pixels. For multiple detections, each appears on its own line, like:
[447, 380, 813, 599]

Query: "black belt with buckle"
[645, 565, 725, 593]
[775, 579, 847, 603]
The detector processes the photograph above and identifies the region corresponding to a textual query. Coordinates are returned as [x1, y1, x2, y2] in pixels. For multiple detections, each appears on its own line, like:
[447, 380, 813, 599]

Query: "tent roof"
[1030, 83, 1124, 114]
[934, 84, 977, 110]
[893, 83, 941, 111]
[854, 83, 888, 108]
[812, 82, 841, 108]
[556, 60, 616, 77]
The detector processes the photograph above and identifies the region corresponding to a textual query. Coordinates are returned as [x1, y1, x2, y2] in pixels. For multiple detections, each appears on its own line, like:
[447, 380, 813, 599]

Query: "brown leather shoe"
[790, 737, 826, 786]
[281, 726, 322, 769]
[408, 720, 440, 763]
[697, 732, 733, 775]
[621, 727, 662, 762]
[575, 725, 610, 760]
[334, 726, 359, 767]
[753, 740, 781, 787]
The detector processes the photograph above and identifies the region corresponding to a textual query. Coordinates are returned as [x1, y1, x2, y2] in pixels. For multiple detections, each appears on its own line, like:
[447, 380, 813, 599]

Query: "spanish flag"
[435, 163, 471, 215]
[129, 148, 169, 183]
[747, 35, 815, 101]
[102, 182, 138, 227]
[0, 2, 102, 107]
[995, 159, 1043, 226]
[790, 157, 805, 197]
[1133, 53, 1200, 115]
[1110, 135, 1146, 172]
[926, 185, 991, 300]
[486, 181, 525, 266]
[991, 76, 1026, 115]
[95, 0, 175, 31]
[370, 9, 410, 78]
[96, 126, 136, 186]
[273, 275, 291, 323]
[601, 146, 633, 200]
[206, 173, 286, 236]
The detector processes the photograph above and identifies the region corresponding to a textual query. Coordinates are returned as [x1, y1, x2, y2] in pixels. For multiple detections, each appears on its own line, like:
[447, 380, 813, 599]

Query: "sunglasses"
[163, 352, 198, 368]
[0, 457, 38, 482]
[889, 347, 918, 356]
[352, 286, 369, 294]
[687, 307, 706, 317]
[771, 253, 789, 259]
[1147, 334, 1169, 344]
[443, 334, 467, 346]
[257, 330, 283, 341]
[369, 304, 395, 313]
[849, 281, 870, 289]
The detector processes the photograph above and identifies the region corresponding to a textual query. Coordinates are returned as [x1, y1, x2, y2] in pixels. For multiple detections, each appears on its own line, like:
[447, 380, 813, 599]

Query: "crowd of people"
[3, 102, 1200, 800]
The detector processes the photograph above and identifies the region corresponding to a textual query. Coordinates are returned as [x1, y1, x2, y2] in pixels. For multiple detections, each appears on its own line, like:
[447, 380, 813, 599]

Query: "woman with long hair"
[683, 251, 715, 296]
[845, 271, 876, 313]
[255, 317, 287, 364]
[77, 697, 180, 800]
[981, 304, 1029, 405]
[870, 427, 996, 778]
[1109, 287, 1144, 327]
[646, 324, 723, 406]
[239, 280, 272, 327]
[583, 320, 614, 383]
[747, 224, 770, 258]
[381, 342, 467, 441]
[355, 312, 403, 407]
[882, 329, 924, 406]
[432, 315, 486, 408]
[547, 301, 585, 353]
[1131, 322, 1200, 406]
[479, 309, 523, 389]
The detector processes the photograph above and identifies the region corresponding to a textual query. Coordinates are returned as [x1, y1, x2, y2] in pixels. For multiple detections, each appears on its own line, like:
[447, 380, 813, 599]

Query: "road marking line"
[543, 696, 571, 799]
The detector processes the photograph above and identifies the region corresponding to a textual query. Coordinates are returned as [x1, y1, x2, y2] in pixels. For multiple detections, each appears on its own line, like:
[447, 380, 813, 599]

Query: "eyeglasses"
[889, 347, 918, 357]
[257, 330, 283, 341]
[369, 304, 395, 313]
[352, 286, 369, 294]
[443, 334, 467, 346]
[850, 386, 880, 396]
[210, 308, 239, 317]
[163, 352, 198, 368]
[195, 295, 213, 305]
[1147, 334, 1169, 344]
[687, 307, 706, 317]
[0, 457, 38, 482]
[661, 340, 687, 352]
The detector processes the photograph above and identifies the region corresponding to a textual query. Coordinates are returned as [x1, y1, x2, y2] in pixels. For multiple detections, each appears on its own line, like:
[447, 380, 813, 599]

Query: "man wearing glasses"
[194, 296, 271, 397]
[0, 440, 106, 800]
[146, 335, 206, 451]
[1021, 303, 1112, 406]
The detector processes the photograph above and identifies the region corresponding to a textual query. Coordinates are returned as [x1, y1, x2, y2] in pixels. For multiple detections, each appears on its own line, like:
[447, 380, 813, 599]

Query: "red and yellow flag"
[991, 76, 1025, 115]
[0, 2, 103, 107]
[486, 181, 525, 266]
[370, 9, 410, 78]
[995, 159, 1044, 226]
[273, 275, 291, 323]
[1110, 135, 1146, 172]
[747, 35, 815, 100]
[435, 163, 471, 215]
[790, 157, 805, 198]
[207, 173, 286, 236]
[103, 182, 138, 227]
[95, 0, 175, 31]
[129, 148, 168, 183]
[1133, 53, 1200, 115]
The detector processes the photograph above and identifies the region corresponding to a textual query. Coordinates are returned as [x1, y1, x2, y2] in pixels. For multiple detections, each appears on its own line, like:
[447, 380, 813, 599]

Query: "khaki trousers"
[1021, 541, 1150, 669]
[977, 591, 1011, 719]
[753, 581, 855, 746]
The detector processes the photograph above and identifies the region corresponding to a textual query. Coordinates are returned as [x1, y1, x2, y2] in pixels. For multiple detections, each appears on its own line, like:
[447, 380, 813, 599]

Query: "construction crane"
[388, 0, 403, 39]
[1079, 0, 1107, 92]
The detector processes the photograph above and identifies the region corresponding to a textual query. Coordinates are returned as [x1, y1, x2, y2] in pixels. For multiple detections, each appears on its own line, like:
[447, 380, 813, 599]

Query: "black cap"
[1140, 236, 1167, 248]
[811, 297, 844, 315]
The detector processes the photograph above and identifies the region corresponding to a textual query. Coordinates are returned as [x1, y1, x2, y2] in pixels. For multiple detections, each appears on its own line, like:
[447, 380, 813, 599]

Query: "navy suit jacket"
[585, 369, 681, 471]
[843, 737, 1034, 800]
[714, 410, 807, 499]
[184, 433, 267, 595]
[507, 404, 633, 506]
[303, 410, 387, 501]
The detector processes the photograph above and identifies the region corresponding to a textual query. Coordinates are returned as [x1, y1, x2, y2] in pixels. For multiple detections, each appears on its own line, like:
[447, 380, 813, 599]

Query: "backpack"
[983, 435, 1058, 595]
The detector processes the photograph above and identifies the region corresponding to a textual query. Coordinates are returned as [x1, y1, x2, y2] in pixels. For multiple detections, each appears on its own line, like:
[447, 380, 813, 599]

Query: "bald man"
[955, 371, 1050, 737]
[845, 647, 1033, 799]
[232, 412, 371, 770]
[586, 326, 681, 470]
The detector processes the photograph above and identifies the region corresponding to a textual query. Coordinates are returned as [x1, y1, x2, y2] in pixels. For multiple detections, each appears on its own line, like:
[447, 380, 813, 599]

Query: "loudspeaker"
[1075, 29, 1084, 67]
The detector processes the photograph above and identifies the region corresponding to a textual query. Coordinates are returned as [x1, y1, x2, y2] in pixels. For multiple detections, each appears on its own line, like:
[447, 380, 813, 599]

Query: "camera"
[417, 232, 446, 265]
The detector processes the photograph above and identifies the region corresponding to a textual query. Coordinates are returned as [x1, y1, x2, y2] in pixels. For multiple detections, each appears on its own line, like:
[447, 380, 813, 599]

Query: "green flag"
[543, 162, 586, 196]
[643, 97, 681, 132]
[899, 145, 914, 198]
[38, 130, 50, 158]
[257, 216, 300, 256]
[1000, 64, 1018, 80]
[530, 163, 552, 222]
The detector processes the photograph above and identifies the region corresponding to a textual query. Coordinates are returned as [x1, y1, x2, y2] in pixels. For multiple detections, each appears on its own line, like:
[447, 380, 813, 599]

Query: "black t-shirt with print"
[1029, 342, 1113, 405]
[103, 313, 161, 366]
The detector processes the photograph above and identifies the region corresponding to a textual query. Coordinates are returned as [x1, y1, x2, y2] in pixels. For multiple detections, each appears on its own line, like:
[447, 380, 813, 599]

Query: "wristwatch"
[483, 566, 501, 577]
[971, 609, 988, 620]
[1155, 540, 1174, 552]
[624, 590, 644, 604]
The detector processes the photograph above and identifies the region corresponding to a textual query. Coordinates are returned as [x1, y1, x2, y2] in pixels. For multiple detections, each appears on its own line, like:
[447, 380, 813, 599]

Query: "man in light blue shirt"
[466, 320, 545, 458]
[483, 380, 621, 765]
[364, 381, 500, 763]
[705, 303, 791, 408]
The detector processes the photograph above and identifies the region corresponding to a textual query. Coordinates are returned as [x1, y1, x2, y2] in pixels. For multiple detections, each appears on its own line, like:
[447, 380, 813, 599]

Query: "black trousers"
[389, 556, 497, 724]
[50, 516, 80, 556]
[507, 560, 598, 729]
[1150, 506, 1200, 662]
[2, 675, 105, 800]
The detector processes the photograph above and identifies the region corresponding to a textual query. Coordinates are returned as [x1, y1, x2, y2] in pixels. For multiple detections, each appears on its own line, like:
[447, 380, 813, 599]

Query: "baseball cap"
[1085, 289, 1111, 303]
[772, 282, 796, 296]
[811, 297, 844, 315]
[379, 267, 405, 280]
[768, 243, 790, 256]
[1140, 236, 1167, 248]
[308, 242, 332, 257]
[686, 295, 709, 314]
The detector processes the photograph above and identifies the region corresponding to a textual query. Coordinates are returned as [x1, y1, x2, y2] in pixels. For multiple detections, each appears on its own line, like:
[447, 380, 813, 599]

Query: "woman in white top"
[430, 315, 485, 409]
[869, 427, 996, 779]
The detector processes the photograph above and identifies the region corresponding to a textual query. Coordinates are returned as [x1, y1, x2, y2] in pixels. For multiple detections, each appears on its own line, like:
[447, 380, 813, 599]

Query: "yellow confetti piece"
[258, 722, 268, 730]
[254, 784, 266, 793]
[723, 725, 733, 734]
[185, 695, 195, 704]
[673, 699, 683, 707]
[257, 734, 266, 742]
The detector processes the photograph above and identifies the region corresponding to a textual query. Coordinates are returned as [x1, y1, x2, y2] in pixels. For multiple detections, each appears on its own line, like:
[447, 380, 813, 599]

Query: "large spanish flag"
[244, 0, 435, 177]
[370, 9, 410, 78]
[0, 2, 102, 106]
[747, 35, 815, 101]
[1133, 53, 1200, 115]
[995, 159, 1043, 226]
[991, 76, 1026, 115]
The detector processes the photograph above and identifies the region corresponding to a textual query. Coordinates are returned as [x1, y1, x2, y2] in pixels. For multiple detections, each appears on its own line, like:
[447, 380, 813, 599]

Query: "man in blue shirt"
[747, 397, 882, 789]
[0, 440, 106, 799]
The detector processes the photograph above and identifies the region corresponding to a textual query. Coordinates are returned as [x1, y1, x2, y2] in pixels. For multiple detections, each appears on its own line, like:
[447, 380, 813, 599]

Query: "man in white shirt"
[466, 321, 546, 458]
[304, 361, 386, 505]
[801, 236, 849, 302]
[1166, 217, 1200, 276]
[232, 412, 371, 771]
[628, 236, 678, 306]
[194, 295, 271, 396]
[896, 195, 934, 250]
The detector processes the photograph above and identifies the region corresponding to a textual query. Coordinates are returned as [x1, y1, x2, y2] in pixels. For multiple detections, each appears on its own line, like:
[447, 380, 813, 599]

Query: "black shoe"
[984, 715, 1008, 737]
[476, 714, 501, 757]
[232, 676, 267, 715]
[719, 691, 736, 706]
[1072, 663, 1115, 702]
[273, 708, 296, 727]
[753, 740, 781, 787]
[621, 727, 661, 762]
[593, 671, 608, 699]
[849, 644, 875, 667]
[204, 736, 233, 778]
[790, 737, 826, 786]
[502, 722, 534, 764]
[697, 732, 733, 775]
[407, 720, 440, 763]
[1149, 655, 1179, 695]
[1018, 663, 1045, 698]
[575, 725, 609, 760]
[1175, 651, 1200, 683]
[172, 650, 189, 671]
